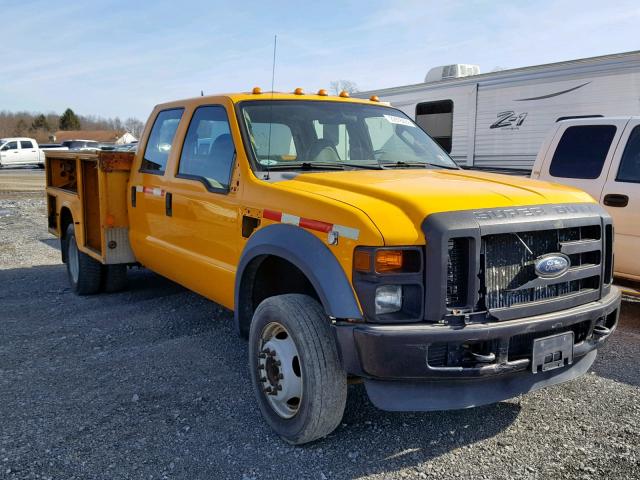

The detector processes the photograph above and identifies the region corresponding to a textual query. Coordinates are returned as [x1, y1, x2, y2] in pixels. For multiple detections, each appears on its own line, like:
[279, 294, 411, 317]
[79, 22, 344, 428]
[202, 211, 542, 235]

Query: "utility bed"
[45, 150, 136, 265]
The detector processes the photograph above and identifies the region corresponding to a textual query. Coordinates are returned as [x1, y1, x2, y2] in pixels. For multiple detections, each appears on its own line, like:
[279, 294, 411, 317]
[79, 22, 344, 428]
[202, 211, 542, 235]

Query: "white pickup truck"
[0, 137, 46, 168]
[532, 117, 640, 281]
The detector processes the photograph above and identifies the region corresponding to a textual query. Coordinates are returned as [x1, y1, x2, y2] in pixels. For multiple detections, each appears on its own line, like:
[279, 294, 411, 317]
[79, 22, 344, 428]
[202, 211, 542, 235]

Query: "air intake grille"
[446, 238, 468, 307]
[482, 226, 601, 310]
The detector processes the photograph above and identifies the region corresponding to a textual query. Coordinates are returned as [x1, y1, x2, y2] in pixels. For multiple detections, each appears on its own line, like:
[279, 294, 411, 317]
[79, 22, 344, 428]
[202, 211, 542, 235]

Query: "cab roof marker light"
[317, 89, 328, 96]
[339, 90, 350, 98]
[252, 87, 262, 94]
[294, 87, 304, 95]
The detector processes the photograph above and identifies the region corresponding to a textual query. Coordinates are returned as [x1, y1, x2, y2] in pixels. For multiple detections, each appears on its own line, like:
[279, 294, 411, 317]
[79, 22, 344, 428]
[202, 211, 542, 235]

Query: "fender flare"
[234, 224, 362, 334]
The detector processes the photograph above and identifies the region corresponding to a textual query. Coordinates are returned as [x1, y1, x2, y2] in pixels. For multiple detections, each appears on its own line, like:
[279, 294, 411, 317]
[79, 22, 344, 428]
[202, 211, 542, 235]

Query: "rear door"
[127, 108, 185, 271]
[600, 120, 640, 280]
[19, 140, 37, 164]
[537, 119, 628, 200]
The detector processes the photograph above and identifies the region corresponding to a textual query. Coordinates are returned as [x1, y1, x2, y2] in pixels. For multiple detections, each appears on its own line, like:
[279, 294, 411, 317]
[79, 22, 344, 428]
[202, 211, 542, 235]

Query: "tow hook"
[592, 325, 611, 337]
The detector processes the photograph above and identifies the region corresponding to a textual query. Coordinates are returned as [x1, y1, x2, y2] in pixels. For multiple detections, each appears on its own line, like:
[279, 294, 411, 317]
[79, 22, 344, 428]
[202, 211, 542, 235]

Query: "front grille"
[482, 225, 601, 310]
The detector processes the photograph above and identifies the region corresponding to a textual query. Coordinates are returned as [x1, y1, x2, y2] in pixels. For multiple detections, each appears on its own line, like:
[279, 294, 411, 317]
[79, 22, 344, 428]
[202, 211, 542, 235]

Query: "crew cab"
[0, 137, 45, 167]
[45, 89, 621, 444]
[532, 117, 640, 281]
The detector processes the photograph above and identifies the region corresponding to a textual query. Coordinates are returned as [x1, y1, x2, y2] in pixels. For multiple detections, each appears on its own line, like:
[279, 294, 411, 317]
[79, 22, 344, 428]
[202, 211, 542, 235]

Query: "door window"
[549, 125, 616, 179]
[178, 106, 236, 191]
[141, 108, 184, 173]
[1, 141, 18, 151]
[616, 125, 640, 183]
[20, 140, 34, 149]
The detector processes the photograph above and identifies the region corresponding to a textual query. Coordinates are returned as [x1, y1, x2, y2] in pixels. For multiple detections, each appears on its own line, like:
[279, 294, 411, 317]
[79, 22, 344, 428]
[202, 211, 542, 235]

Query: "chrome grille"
[482, 226, 601, 310]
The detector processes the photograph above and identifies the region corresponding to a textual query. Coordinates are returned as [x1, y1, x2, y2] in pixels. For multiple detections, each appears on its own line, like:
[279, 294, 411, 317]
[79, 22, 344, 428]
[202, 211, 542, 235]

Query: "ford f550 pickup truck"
[45, 89, 621, 444]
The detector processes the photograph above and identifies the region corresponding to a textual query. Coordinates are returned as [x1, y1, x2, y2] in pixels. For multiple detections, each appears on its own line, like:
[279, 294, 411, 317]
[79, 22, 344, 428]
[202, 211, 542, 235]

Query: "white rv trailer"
[358, 51, 640, 170]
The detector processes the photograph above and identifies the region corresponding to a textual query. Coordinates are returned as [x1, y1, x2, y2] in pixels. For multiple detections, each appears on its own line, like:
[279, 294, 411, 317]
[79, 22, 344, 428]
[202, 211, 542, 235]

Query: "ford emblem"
[535, 253, 570, 278]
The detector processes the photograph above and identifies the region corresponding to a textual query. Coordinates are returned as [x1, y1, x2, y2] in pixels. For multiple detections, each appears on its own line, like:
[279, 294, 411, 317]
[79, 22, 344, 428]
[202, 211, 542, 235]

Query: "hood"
[275, 168, 595, 245]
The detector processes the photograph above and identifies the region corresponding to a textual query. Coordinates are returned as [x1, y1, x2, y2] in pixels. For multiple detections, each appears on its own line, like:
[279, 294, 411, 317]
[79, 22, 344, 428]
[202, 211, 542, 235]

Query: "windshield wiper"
[380, 161, 458, 170]
[263, 162, 382, 171]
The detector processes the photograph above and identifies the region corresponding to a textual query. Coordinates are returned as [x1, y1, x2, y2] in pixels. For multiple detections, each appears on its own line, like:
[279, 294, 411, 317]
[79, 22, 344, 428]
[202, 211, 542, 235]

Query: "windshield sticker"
[383, 114, 415, 127]
[259, 159, 279, 166]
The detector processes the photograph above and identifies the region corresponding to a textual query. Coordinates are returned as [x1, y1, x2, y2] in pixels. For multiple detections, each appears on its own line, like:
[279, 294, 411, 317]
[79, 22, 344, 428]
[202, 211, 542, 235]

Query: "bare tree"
[123, 117, 144, 138]
[329, 80, 359, 95]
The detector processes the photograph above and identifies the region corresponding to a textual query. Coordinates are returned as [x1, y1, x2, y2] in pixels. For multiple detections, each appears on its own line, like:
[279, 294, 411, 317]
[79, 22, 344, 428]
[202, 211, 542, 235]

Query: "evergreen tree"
[31, 114, 50, 132]
[59, 108, 81, 130]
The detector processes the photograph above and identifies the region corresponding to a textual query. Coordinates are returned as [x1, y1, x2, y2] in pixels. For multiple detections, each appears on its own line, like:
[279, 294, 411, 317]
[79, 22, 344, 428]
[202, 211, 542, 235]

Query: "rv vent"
[425, 64, 480, 83]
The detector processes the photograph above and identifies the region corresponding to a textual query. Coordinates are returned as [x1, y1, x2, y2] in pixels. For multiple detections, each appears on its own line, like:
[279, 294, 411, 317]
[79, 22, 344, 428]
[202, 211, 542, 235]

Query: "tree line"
[0, 108, 145, 143]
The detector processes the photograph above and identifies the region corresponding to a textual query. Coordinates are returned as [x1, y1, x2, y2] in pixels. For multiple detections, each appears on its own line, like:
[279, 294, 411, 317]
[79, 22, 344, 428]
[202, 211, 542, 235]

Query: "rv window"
[415, 100, 453, 153]
[616, 125, 640, 183]
[549, 125, 616, 179]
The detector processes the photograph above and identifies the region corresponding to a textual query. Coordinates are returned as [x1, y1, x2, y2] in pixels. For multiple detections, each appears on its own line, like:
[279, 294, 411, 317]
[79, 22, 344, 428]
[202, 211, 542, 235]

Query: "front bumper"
[334, 287, 621, 411]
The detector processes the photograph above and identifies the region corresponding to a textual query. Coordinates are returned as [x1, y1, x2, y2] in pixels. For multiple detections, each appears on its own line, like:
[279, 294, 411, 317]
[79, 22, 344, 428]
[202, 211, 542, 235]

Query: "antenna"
[265, 34, 277, 180]
[200, 90, 204, 97]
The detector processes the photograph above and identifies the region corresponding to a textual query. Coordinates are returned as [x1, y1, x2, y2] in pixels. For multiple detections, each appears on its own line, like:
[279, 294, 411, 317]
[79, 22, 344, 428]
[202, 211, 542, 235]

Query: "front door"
[163, 104, 241, 308]
[128, 107, 185, 273]
[0, 141, 20, 166]
[601, 122, 640, 280]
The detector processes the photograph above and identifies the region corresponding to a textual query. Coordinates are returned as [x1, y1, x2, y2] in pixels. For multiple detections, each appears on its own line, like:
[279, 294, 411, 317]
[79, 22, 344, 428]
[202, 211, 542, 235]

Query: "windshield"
[239, 101, 458, 171]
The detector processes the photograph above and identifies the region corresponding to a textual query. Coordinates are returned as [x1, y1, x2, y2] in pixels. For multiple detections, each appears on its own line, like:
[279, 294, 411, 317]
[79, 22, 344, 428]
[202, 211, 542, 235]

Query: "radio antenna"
[265, 34, 277, 180]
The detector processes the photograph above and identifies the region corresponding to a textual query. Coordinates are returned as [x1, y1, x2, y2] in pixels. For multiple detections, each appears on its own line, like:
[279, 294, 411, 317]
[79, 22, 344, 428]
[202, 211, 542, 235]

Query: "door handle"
[603, 193, 629, 207]
[165, 192, 173, 217]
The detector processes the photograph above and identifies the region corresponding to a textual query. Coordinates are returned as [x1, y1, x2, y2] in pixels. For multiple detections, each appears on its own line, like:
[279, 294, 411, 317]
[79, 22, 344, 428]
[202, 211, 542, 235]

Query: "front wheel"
[248, 294, 347, 445]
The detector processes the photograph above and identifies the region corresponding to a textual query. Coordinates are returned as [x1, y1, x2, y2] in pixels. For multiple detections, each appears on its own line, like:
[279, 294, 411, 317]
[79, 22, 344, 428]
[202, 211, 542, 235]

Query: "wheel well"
[237, 255, 321, 338]
[59, 207, 73, 263]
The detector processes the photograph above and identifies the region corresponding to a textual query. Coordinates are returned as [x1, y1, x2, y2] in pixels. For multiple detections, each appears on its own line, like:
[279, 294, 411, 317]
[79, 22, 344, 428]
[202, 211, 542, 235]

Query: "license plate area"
[532, 331, 574, 373]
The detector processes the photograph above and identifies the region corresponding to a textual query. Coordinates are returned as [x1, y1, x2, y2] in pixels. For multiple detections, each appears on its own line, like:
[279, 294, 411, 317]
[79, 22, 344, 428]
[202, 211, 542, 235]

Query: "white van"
[0, 137, 45, 168]
[532, 117, 640, 281]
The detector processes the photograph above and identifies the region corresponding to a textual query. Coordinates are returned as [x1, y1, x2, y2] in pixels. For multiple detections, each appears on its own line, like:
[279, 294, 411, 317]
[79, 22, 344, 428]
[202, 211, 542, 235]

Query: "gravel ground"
[1, 170, 639, 479]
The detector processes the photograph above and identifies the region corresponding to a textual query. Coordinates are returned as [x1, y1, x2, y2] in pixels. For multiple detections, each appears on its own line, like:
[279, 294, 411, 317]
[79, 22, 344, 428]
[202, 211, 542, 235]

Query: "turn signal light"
[354, 250, 371, 272]
[375, 250, 404, 273]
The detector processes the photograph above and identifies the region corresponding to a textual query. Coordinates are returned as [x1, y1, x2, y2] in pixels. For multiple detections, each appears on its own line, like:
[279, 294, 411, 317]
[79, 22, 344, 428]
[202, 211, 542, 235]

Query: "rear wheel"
[65, 224, 102, 295]
[248, 294, 347, 445]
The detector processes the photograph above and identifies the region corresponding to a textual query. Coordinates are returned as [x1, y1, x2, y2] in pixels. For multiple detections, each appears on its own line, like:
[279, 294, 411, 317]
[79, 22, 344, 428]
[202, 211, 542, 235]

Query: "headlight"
[375, 285, 402, 314]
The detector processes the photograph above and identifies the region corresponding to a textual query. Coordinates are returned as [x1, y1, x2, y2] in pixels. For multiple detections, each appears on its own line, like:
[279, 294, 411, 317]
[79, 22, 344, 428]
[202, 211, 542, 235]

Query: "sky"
[1, 0, 639, 121]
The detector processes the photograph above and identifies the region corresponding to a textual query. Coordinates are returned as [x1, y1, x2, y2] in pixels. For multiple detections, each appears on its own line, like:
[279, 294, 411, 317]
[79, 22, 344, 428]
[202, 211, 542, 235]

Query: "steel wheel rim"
[68, 237, 79, 283]
[257, 322, 303, 419]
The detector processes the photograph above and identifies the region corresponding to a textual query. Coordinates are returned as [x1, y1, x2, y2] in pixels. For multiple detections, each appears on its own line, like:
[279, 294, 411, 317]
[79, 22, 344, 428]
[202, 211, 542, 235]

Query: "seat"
[305, 138, 340, 163]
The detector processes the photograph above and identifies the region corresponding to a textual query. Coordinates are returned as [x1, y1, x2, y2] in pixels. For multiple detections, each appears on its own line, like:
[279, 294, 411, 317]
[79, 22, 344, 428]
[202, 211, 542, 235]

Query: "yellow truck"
[45, 89, 621, 444]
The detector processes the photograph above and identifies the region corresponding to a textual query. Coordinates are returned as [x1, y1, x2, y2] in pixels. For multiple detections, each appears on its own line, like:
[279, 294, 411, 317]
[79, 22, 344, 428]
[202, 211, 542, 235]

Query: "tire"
[65, 224, 102, 295]
[248, 294, 347, 445]
[102, 264, 128, 293]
